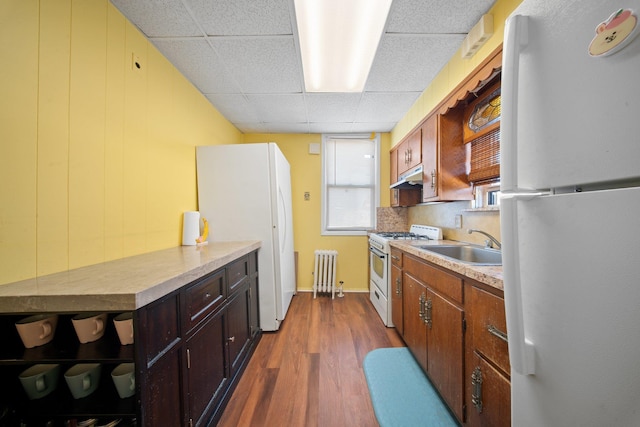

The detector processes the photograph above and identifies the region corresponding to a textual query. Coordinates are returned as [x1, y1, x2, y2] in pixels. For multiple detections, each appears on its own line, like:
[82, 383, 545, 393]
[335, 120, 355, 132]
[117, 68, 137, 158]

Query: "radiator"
[313, 250, 338, 299]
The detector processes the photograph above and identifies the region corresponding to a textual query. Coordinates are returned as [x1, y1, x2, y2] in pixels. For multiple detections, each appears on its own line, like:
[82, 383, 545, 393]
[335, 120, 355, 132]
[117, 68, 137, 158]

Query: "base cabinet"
[402, 254, 465, 422]
[395, 248, 510, 426]
[0, 250, 260, 427]
[465, 285, 511, 427]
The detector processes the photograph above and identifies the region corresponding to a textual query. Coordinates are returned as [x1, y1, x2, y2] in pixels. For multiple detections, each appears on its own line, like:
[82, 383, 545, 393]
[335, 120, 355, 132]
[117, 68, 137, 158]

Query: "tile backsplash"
[408, 201, 501, 246]
[376, 207, 409, 232]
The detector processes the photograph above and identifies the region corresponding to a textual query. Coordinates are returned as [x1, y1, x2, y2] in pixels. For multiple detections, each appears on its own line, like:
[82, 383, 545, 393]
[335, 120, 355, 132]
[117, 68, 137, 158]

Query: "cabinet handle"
[471, 366, 483, 413]
[187, 348, 191, 369]
[487, 324, 509, 342]
[391, 255, 400, 261]
[431, 169, 437, 190]
[395, 277, 401, 296]
[418, 292, 425, 320]
[228, 336, 235, 343]
[408, 147, 412, 163]
[425, 298, 432, 329]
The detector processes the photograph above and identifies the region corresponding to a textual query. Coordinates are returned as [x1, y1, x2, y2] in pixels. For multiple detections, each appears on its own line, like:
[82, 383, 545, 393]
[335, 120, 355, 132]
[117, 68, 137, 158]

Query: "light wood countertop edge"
[0, 241, 261, 313]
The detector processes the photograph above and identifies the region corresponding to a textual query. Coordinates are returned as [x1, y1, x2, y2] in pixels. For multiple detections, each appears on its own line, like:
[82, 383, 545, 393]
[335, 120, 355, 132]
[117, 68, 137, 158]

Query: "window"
[322, 134, 379, 235]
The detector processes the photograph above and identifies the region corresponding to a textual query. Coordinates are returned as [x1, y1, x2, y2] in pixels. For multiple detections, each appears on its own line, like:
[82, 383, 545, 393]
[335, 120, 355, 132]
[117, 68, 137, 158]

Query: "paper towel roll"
[182, 211, 200, 246]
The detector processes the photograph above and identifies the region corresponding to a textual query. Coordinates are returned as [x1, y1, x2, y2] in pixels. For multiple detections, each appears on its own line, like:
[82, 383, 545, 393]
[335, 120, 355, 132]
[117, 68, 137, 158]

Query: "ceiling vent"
[462, 14, 494, 59]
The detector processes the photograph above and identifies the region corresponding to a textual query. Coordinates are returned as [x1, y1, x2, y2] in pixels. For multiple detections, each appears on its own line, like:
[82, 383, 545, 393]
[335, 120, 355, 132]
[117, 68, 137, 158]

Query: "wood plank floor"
[218, 292, 405, 427]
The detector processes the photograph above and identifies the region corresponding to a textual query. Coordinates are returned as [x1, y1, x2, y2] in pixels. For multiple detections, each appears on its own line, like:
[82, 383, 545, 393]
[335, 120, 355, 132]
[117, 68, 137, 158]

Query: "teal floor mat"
[363, 347, 459, 427]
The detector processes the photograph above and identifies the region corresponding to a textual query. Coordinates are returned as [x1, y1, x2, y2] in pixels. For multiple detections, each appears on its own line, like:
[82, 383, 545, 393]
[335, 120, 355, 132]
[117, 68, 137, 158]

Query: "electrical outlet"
[454, 214, 463, 229]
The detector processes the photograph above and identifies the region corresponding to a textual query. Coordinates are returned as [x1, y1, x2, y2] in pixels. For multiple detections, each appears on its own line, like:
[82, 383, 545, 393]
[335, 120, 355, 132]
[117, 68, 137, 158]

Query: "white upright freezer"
[500, 1, 640, 426]
[196, 143, 296, 331]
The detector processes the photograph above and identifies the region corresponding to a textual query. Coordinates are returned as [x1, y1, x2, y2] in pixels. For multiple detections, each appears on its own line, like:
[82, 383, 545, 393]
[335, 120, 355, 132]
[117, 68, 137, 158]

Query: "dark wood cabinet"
[465, 284, 511, 427]
[421, 109, 473, 203]
[185, 308, 227, 427]
[402, 254, 465, 422]
[394, 245, 512, 426]
[390, 248, 403, 335]
[0, 250, 260, 427]
[390, 146, 421, 207]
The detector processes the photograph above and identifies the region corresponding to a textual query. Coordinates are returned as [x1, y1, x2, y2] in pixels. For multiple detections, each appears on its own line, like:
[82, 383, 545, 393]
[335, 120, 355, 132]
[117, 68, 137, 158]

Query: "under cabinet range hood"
[390, 166, 424, 189]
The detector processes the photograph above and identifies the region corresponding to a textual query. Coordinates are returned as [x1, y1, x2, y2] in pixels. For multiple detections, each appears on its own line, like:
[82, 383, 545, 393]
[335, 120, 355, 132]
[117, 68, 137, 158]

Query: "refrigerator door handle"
[501, 194, 538, 375]
[501, 14, 529, 193]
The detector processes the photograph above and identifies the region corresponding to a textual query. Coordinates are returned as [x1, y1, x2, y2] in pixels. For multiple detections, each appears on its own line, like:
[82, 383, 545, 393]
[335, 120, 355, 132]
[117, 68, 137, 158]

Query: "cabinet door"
[405, 128, 422, 171]
[186, 309, 227, 427]
[227, 282, 252, 377]
[402, 273, 427, 372]
[144, 345, 184, 427]
[390, 263, 403, 335]
[426, 288, 464, 422]
[421, 115, 438, 200]
[467, 352, 511, 427]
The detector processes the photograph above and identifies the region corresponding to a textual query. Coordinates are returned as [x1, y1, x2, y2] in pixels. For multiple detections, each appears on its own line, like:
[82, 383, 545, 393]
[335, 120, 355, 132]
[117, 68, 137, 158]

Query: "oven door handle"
[369, 246, 386, 259]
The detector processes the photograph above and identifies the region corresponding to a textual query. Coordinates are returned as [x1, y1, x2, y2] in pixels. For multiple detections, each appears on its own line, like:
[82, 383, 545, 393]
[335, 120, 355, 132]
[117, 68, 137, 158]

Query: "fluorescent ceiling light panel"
[295, 0, 392, 93]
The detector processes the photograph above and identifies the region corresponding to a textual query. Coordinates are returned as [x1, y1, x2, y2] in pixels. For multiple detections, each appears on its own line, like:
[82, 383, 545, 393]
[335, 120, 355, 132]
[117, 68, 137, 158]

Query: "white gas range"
[368, 224, 443, 327]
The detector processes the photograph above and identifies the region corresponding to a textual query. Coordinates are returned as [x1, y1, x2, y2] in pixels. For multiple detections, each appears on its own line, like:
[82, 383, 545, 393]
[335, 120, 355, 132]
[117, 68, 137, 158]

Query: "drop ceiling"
[110, 0, 496, 134]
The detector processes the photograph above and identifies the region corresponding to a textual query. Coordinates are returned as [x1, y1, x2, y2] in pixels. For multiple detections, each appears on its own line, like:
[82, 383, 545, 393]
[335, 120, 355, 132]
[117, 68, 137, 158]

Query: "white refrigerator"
[196, 143, 296, 331]
[500, 1, 640, 426]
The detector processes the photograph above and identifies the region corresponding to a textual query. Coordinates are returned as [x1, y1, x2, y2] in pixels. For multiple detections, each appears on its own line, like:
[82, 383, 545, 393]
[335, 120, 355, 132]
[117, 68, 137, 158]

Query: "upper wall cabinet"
[397, 129, 422, 175]
[421, 109, 473, 203]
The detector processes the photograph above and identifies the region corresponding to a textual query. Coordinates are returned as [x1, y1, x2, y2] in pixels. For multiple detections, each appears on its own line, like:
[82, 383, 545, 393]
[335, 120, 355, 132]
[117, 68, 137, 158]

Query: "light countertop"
[0, 241, 261, 313]
[389, 240, 503, 291]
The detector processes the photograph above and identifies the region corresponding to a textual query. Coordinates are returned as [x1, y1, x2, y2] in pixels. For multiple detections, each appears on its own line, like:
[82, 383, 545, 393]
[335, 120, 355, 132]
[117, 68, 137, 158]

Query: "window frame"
[321, 133, 380, 236]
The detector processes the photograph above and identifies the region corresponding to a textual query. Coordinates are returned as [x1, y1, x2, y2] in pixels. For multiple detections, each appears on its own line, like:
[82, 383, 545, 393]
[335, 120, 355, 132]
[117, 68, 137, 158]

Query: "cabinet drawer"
[470, 286, 510, 375]
[227, 256, 249, 294]
[185, 269, 226, 331]
[404, 255, 463, 304]
[390, 247, 403, 268]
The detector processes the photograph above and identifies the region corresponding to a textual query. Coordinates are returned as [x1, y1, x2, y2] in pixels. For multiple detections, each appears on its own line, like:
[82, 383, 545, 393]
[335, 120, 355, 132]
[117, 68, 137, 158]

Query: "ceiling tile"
[211, 36, 302, 93]
[356, 92, 423, 122]
[305, 93, 362, 123]
[153, 38, 241, 93]
[308, 123, 355, 134]
[205, 94, 260, 123]
[386, 0, 496, 34]
[111, 0, 202, 37]
[246, 94, 307, 122]
[365, 34, 465, 92]
[351, 122, 397, 133]
[185, 0, 293, 36]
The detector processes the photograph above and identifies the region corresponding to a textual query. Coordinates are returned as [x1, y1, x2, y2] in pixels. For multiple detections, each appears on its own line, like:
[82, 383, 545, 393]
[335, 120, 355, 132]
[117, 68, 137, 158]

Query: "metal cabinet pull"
[187, 348, 191, 369]
[425, 298, 432, 329]
[471, 366, 483, 413]
[228, 336, 235, 343]
[487, 324, 508, 342]
[431, 169, 437, 189]
[395, 277, 401, 296]
[418, 292, 426, 320]
[391, 255, 400, 261]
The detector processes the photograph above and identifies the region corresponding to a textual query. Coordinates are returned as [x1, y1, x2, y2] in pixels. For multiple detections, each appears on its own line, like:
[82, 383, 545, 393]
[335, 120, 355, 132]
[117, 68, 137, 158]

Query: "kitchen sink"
[417, 245, 502, 265]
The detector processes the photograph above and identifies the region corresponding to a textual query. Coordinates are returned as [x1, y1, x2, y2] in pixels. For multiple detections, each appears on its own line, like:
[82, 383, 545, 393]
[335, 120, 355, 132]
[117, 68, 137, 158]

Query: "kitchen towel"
[182, 211, 200, 246]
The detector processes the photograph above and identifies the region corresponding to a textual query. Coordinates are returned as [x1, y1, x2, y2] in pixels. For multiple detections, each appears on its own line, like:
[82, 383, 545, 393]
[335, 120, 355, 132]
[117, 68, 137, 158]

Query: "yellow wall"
[0, 0, 241, 285]
[391, 0, 523, 147]
[243, 133, 391, 292]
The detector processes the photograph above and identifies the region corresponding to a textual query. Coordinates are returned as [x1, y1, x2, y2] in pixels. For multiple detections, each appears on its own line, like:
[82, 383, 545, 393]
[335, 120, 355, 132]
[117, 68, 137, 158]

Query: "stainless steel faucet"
[468, 229, 502, 249]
